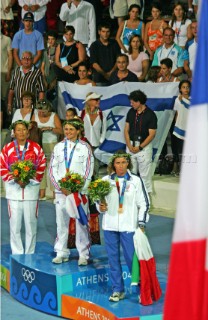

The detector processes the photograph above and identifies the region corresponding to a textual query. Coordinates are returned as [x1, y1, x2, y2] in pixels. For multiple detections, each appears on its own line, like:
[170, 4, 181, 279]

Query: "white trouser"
[54, 194, 90, 259]
[127, 143, 153, 193]
[7, 200, 38, 254]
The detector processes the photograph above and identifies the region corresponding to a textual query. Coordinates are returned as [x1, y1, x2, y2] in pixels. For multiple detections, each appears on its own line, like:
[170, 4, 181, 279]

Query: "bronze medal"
[118, 207, 123, 213]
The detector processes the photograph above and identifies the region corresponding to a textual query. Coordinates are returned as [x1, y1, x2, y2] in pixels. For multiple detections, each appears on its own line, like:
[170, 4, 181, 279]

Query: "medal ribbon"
[64, 139, 78, 172]
[14, 139, 28, 160]
[114, 173, 128, 210]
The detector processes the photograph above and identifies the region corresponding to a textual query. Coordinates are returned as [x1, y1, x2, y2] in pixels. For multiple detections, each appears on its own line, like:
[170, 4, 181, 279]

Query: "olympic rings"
[21, 268, 35, 283]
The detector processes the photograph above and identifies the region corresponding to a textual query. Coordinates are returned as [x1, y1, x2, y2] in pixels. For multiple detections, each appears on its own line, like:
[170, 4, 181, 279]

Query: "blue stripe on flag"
[99, 139, 126, 153]
[191, 0, 208, 106]
[62, 91, 176, 112]
[173, 126, 186, 137]
[147, 97, 176, 111]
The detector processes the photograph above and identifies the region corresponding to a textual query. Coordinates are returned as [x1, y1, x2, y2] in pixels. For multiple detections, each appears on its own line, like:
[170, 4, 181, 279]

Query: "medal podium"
[1, 242, 166, 320]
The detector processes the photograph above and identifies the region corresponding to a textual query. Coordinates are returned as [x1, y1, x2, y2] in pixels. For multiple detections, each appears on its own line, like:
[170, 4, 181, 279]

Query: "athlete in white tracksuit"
[49, 120, 94, 263]
[97, 151, 149, 301]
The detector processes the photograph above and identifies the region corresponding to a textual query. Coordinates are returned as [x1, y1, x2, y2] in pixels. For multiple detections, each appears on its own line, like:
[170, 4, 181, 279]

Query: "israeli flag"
[58, 82, 179, 170]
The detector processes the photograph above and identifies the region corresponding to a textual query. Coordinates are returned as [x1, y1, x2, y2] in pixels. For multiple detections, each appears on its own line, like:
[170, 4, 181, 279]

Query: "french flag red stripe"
[164, 239, 208, 319]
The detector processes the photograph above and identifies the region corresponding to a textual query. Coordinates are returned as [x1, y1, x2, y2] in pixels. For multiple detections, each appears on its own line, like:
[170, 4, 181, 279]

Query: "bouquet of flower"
[10, 160, 36, 187]
[88, 179, 112, 204]
[58, 171, 85, 193]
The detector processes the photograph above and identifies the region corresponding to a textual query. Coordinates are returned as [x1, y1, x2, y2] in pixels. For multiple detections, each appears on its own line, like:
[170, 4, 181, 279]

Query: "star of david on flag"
[58, 82, 178, 167]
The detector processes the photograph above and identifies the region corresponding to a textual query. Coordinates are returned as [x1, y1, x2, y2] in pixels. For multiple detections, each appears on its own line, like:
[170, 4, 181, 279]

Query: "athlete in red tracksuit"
[0, 121, 46, 254]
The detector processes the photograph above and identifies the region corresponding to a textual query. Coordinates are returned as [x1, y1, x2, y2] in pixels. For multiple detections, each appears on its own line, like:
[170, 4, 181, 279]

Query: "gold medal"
[118, 207, 123, 214]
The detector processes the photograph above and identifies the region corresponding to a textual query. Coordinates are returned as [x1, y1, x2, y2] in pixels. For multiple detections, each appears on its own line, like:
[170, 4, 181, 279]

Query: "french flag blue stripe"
[191, 0, 208, 106]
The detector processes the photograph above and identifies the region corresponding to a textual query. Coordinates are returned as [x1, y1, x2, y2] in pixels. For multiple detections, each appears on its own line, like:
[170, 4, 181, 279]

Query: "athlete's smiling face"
[64, 124, 79, 141]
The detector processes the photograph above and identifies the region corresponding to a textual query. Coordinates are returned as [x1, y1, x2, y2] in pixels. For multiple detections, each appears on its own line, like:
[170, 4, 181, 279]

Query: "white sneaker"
[52, 256, 69, 264]
[109, 292, 125, 302]
[78, 257, 88, 266]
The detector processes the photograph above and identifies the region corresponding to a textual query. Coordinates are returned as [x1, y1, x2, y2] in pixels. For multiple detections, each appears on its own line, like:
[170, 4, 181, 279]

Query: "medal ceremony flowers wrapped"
[9, 121, 37, 197]
[60, 171, 88, 226]
[59, 171, 85, 193]
[88, 178, 112, 205]
[10, 160, 36, 187]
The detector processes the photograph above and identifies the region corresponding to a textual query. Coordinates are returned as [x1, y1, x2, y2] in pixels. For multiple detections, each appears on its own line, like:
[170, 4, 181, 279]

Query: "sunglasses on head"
[37, 100, 47, 104]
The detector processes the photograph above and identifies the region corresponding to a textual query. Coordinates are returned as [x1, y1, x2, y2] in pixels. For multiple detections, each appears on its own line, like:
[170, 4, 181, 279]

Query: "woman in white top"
[169, 2, 192, 48]
[7, 91, 35, 143]
[81, 92, 107, 176]
[32, 99, 63, 200]
[127, 34, 149, 82]
[12, 91, 34, 123]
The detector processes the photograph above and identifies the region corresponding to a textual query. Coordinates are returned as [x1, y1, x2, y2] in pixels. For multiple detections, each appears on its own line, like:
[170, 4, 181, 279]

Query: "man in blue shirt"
[12, 12, 44, 68]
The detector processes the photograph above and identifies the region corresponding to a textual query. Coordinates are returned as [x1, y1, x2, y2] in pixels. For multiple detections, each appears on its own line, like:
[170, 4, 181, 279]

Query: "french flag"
[65, 192, 88, 226]
[164, 1, 208, 319]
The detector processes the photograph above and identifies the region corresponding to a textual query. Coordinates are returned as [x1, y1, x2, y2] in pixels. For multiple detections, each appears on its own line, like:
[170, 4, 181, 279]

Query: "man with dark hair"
[160, 58, 173, 69]
[90, 22, 121, 85]
[124, 90, 157, 194]
[109, 54, 138, 84]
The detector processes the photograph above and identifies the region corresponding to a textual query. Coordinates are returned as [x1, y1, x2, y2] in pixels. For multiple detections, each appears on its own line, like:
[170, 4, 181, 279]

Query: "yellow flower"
[18, 162, 25, 169]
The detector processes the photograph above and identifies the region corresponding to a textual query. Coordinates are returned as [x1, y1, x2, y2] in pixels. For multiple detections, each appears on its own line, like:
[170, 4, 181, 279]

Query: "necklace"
[88, 109, 98, 115]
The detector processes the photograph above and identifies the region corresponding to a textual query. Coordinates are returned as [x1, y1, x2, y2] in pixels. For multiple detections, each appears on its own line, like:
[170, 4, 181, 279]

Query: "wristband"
[139, 145, 143, 151]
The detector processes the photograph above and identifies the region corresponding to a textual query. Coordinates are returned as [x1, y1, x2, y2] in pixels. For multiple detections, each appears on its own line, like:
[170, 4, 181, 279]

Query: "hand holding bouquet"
[10, 160, 36, 188]
[59, 171, 85, 194]
[88, 179, 112, 205]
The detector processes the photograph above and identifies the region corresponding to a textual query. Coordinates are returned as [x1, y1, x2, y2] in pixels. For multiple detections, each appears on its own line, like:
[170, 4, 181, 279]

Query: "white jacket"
[97, 170, 150, 232]
[49, 138, 94, 194]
